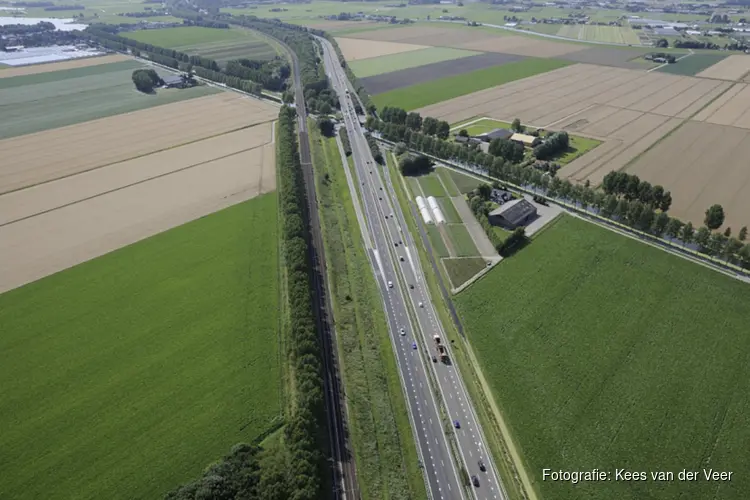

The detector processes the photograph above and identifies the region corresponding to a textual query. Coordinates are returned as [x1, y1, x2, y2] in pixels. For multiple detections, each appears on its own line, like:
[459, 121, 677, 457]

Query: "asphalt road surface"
[319, 37, 508, 500]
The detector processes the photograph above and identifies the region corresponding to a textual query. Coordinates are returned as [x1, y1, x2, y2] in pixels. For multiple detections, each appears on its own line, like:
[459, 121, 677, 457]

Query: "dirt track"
[0, 92, 276, 194]
[0, 54, 130, 79]
[0, 122, 275, 294]
[418, 64, 732, 188]
[334, 37, 427, 61]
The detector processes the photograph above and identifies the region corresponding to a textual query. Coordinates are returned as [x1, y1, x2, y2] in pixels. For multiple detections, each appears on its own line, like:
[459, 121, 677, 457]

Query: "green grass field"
[0, 195, 281, 500]
[427, 224, 449, 257]
[656, 53, 728, 75]
[438, 197, 461, 223]
[373, 58, 572, 110]
[455, 215, 750, 500]
[416, 173, 448, 198]
[443, 257, 487, 287]
[445, 223, 480, 257]
[349, 47, 480, 78]
[448, 168, 483, 194]
[123, 27, 279, 64]
[436, 167, 461, 196]
[0, 60, 218, 139]
[310, 125, 426, 499]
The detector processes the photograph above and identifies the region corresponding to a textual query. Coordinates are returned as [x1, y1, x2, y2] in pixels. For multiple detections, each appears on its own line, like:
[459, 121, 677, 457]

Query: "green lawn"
[556, 135, 601, 164]
[123, 26, 246, 48]
[438, 197, 461, 223]
[373, 58, 572, 110]
[0, 63, 218, 139]
[445, 223, 480, 257]
[417, 173, 448, 198]
[448, 169, 483, 194]
[349, 47, 481, 78]
[443, 257, 487, 288]
[310, 124, 425, 499]
[436, 167, 461, 196]
[0, 195, 281, 500]
[455, 215, 750, 500]
[656, 53, 728, 76]
[427, 224, 449, 257]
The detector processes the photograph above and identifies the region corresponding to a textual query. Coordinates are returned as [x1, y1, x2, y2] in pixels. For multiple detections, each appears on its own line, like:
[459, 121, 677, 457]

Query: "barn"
[488, 198, 538, 229]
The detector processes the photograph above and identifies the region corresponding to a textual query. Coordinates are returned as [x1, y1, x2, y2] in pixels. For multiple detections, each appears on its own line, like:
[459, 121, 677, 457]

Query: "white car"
[400, 328, 405, 336]
[388, 281, 393, 288]
[419, 302, 424, 308]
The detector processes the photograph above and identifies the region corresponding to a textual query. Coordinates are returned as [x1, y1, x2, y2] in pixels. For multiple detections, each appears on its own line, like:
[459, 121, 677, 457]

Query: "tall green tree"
[652, 211, 669, 235]
[680, 221, 695, 245]
[704, 204, 725, 229]
[739, 226, 748, 241]
[665, 217, 683, 239]
[695, 226, 711, 249]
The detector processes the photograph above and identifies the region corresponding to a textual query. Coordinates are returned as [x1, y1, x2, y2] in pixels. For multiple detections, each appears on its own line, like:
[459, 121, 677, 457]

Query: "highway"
[319, 38, 464, 500]
[319, 37, 508, 500]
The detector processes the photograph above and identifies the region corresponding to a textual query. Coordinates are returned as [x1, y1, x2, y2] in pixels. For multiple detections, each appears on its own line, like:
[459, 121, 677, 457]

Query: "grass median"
[309, 123, 426, 500]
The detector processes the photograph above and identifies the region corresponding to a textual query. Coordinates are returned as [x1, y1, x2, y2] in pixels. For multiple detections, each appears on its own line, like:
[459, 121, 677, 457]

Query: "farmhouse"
[511, 132, 541, 147]
[162, 74, 186, 88]
[488, 198, 538, 228]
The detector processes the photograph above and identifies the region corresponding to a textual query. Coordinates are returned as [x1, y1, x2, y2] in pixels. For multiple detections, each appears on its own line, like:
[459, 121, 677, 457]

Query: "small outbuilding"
[488, 198, 538, 229]
[162, 74, 186, 88]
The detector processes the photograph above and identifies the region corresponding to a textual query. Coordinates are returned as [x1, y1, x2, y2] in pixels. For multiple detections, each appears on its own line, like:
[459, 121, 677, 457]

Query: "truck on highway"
[433, 334, 449, 363]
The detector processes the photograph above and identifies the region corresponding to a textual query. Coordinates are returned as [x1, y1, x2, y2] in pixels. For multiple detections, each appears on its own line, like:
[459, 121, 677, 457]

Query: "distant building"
[511, 133, 541, 147]
[488, 198, 538, 228]
[477, 128, 513, 142]
[3, 46, 24, 52]
[162, 74, 186, 88]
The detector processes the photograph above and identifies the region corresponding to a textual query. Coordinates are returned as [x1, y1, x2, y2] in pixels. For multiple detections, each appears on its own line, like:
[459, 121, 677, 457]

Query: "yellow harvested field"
[344, 25, 584, 58]
[692, 82, 750, 129]
[334, 37, 427, 61]
[419, 64, 732, 187]
[0, 92, 277, 194]
[0, 54, 130, 79]
[696, 54, 750, 81]
[625, 121, 750, 229]
[0, 121, 275, 293]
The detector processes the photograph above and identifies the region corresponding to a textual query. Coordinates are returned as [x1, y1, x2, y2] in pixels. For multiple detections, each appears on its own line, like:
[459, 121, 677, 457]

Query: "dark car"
[395, 242, 398, 247]
[472, 475, 480, 487]
[399, 256, 405, 262]
[409, 284, 414, 289]
[412, 342, 417, 350]
[453, 420, 460, 429]
[478, 460, 486, 472]
[432, 356, 437, 363]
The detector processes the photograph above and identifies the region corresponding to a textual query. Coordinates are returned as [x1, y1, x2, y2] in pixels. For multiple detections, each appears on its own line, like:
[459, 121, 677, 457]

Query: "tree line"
[166, 107, 328, 500]
[44, 4, 84, 10]
[0, 22, 80, 50]
[602, 171, 672, 211]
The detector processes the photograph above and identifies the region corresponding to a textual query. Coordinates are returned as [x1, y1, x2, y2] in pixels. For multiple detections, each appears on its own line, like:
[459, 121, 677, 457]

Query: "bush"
[131, 68, 162, 93]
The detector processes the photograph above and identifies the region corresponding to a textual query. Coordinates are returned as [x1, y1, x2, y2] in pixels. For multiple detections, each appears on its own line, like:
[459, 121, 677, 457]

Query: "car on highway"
[399, 256, 404, 262]
[419, 302, 423, 308]
[387, 281, 393, 288]
[432, 356, 437, 363]
[478, 460, 486, 472]
[454, 420, 461, 429]
[472, 475, 480, 487]
[412, 342, 417, 350]
[394, 242, 398, 247]
[400, 328, 405, 336]
[409, 284, 414, 289]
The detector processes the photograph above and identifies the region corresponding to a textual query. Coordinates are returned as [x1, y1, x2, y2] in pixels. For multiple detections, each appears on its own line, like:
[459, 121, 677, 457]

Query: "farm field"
[0, 194, 281, 500]
[555, 24, 641, 45]
[442, 257, 487, 288]
[18, 0, 182, 24]
[447, 168, 483, 194]
[373, 57, 571, 110]
[0, 58, 219, 139]
[416, 173, 447, 198]
[656, 53, 727, 76]
[696, 54, 750, 81]
[445, 223, 480, 257]
[347, 46, 480, 78]
[419, 63, 733, 186]
[0, 93, 277, 292]
[123, 27, 280, 64]
[0, 54, 129, 78]
[624, 121, 750, 229]
[334, 37, 427, 61]
[455, 215, 750, 500]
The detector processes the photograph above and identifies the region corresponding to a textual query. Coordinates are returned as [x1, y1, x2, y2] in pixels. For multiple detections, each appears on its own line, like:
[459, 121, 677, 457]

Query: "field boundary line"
[0, 123, 273, 197]
[616, 81, 735, 178]
[0, 143, 269, 229]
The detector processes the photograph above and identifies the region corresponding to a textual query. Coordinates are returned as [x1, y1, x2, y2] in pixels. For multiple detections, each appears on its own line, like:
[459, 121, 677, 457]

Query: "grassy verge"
[455, 215, 750, 500]
[309, 124, 426, 500]
[373, 58, 572, 110]
[442, 257, 487, 288]
[386, 152, 532, 500]
[0, 195, 281, 500]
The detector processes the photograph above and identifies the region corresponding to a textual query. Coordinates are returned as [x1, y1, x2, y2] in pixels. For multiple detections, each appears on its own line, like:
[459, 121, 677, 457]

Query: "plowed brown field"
[334, 37, 427, 61]
[625, 121, 750, 229]
[0, 92, 276, 194]
[0, 54, 130, 79]
[420, 64, 732, 187]
[0, 92, 277, 293]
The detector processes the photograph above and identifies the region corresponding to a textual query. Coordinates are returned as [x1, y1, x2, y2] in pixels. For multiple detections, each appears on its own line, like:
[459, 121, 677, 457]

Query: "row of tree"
[0, 22, 80, 50]
[533, 131, 569, 160]
[225, 58, 290, 92]
[44, 4, 84, 10]
[377, 107, 451, 139]
[601, 171, 673, 212]
[275, 106, 327, 500]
